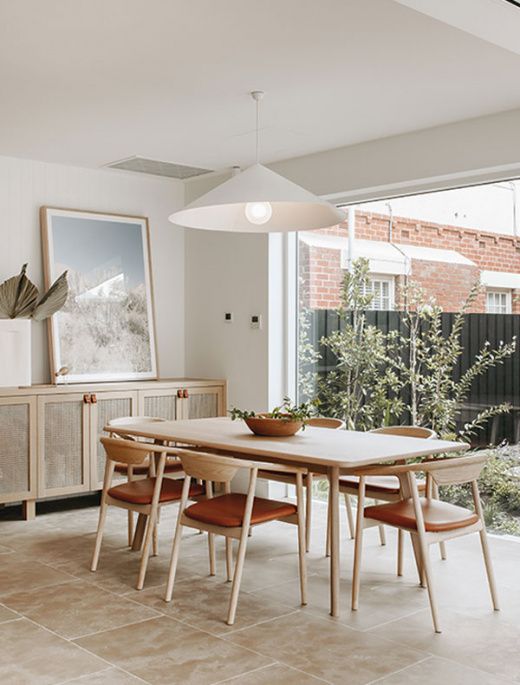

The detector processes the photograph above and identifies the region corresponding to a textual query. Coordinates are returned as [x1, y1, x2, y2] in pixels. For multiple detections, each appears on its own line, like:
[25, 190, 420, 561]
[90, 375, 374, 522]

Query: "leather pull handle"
[183, 388, 189, 398]
[91, 394, 97, 404]
[177, 389, 183, 398]
[84, 394, 91, 404]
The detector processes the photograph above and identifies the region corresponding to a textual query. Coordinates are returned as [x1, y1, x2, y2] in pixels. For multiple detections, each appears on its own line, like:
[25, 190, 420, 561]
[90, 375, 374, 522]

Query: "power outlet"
[250, 315, 262, 330]
[224, 312, 234, 323]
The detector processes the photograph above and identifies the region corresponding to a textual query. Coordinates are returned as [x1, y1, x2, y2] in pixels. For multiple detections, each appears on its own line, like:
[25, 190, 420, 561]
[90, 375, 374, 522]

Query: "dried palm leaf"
[0, 264, 39, 319]
[32, 271, 69, 321]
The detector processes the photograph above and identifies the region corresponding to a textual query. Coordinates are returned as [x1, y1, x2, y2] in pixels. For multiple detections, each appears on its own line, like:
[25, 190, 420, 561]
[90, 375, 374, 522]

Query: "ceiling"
[1, 0, 520, 173]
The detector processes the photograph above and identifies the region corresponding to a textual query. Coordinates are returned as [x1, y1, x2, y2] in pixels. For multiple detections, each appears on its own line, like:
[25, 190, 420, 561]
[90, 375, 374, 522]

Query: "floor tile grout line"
[53, 666, 114, 685]
[215, 608, 303, 637]
[210, 661, 279, 685]
[358, 605, 430, 633]
[364, 655, 432, 685]
[67, 613, 167, 641]
[430, 654, 518, 685]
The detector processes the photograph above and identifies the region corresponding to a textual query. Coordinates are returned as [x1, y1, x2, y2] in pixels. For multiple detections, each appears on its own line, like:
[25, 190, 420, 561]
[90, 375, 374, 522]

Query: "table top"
[106, 417, 468, 469]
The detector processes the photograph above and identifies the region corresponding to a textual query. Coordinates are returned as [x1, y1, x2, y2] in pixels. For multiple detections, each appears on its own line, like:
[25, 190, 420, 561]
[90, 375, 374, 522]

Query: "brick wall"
[300, 211, 520, 313]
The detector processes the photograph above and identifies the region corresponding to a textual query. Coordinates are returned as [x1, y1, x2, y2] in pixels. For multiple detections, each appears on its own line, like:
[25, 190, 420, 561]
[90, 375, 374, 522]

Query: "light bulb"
[245, 201, 272, 225]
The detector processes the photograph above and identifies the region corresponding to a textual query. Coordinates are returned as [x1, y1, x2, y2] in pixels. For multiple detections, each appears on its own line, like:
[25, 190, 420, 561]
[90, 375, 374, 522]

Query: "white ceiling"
[1, 0, 520, 173]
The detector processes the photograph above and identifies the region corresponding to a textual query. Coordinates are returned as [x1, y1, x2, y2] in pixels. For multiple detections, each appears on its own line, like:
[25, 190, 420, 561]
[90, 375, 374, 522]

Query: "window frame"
[486, 289, 512, 314]
[362, 274, 395, 311]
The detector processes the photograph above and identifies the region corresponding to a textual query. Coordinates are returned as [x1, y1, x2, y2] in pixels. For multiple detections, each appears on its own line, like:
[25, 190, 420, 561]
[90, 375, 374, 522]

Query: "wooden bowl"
[244, 414, 303, 437]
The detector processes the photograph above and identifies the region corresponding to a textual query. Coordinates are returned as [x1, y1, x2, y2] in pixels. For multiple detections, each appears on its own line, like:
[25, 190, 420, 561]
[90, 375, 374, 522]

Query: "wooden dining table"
[107, 416, 468, 617]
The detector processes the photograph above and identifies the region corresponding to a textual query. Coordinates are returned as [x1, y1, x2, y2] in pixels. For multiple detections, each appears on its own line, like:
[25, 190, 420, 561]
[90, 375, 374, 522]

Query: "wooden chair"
[257, 417, 345, 552]
[332, 426, 438, 576]
[351, 452, 499, 632]
[164, 450, 307, 626]
[106, 416, 185, 546]
[91, 436, 204, 590]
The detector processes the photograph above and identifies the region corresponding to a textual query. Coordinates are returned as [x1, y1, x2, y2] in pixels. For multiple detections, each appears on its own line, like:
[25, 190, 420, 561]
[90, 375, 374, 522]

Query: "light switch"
[250, 315, 262, 329]
[224, 312, 233, 323]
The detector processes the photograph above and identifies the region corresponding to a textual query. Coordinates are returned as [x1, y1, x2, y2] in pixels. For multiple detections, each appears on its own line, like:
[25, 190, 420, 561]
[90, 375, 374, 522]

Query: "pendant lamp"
[169, 91, 345, 232]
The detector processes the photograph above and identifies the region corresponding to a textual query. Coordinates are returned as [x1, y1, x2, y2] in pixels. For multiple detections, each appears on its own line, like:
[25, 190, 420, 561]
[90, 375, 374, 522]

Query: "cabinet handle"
[177, 389, 183, 398]
[183, 388, 189, 398]
[84, 394, 91, 404]
[91, 394, 97, 404]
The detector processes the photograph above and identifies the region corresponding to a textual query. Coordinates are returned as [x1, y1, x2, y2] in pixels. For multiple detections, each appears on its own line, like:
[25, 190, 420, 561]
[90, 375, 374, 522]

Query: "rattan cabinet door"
[138, 387, 182, 421]
[90, 390, 138, 488]
[183, 386, 225, 419]
[0, 396, 37, 504]
[38, 394, 90, 497]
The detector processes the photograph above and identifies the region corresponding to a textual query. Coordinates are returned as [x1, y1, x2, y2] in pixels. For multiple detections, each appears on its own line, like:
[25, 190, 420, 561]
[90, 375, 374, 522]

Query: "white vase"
[0, 319, 31, 387]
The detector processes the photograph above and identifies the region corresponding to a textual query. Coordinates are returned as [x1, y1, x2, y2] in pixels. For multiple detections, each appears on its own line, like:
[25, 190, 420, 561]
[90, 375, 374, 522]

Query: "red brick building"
[299, 211, 520, 313]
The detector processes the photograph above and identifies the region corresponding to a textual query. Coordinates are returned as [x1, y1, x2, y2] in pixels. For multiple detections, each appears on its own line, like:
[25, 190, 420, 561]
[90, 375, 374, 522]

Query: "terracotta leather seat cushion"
[114, 459, 183, 476]
[339, 475, 426, 496]
[185, 493, 297, 527]
[364, 498, 479, 532]
[108, 477, 203, 505]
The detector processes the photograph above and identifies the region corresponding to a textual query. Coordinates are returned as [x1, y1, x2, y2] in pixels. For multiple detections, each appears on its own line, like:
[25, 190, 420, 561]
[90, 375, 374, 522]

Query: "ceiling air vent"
[105, 156, 212, 180]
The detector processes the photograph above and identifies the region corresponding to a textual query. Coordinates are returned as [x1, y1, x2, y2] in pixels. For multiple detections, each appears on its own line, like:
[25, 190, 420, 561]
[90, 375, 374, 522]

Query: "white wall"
[184, 228, 269, 411]
[0, 155, 185, 384]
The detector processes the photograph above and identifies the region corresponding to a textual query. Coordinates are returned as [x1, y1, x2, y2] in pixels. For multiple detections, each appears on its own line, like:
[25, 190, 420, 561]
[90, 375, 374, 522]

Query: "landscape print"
[42, 209, 157, 382]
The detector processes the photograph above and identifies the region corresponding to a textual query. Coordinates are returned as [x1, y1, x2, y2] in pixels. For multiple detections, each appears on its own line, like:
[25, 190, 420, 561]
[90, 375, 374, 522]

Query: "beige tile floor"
[0, 496, 519, 684]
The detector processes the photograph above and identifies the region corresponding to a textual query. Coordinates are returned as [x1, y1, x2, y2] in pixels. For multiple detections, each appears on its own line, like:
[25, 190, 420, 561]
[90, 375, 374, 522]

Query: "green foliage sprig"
[230, 396, 318, 428]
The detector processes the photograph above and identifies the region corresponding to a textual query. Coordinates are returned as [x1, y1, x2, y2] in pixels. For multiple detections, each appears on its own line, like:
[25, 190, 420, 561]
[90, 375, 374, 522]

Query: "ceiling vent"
[105, 156, 212, 180]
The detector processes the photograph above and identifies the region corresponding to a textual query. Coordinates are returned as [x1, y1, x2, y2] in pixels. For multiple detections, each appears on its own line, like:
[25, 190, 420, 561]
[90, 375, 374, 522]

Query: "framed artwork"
[41, 207, 158, 384]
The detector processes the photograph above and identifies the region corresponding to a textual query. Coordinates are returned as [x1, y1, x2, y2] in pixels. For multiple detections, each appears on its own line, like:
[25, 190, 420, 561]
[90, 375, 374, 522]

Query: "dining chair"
[91, 436, 204, 590]
[257, 417, 345, 552]
[350, 451, 499, 632]
[107, 416, 185, 546]
[164, 449, 307, 626]
[330, 425, 438, 576]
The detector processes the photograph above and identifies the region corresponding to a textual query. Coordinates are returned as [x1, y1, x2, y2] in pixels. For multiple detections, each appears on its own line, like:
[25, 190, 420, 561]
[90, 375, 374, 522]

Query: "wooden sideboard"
[0, 378, 226, 519]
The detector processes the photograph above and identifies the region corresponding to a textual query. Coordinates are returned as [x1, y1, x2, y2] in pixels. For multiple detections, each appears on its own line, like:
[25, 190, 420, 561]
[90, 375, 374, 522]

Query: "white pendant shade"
[169, 163, 345, 233]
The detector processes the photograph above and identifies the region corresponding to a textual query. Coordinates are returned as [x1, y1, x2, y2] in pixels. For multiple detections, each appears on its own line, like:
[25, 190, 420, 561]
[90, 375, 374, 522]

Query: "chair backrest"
[371, 425, 436, 440]
[306, 417, 345, 430]
[178, 450, 254, 483]
[422, 452, 488, 486]
[100, 435, 165, 466]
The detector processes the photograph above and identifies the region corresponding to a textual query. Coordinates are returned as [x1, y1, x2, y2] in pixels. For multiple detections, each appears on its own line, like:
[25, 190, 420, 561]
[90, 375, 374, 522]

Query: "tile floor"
[0, 496, 519, 684]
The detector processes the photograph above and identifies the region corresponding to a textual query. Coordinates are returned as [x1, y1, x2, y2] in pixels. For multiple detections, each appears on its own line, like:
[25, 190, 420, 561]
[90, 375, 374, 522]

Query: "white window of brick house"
[486, 290, 512, 314]
[363, 275, 395, 310]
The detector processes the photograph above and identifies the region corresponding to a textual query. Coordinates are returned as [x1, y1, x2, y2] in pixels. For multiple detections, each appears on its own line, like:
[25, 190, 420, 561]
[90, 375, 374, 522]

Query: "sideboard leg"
[22, 500, 36, 520]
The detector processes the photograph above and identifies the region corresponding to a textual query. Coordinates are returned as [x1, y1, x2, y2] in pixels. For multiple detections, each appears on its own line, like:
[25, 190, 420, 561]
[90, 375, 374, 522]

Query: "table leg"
[328, 466, 340, 617]
[22, 499, 36, 520]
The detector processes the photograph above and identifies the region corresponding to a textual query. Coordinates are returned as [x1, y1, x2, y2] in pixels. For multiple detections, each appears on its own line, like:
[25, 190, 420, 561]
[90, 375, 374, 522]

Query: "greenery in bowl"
[230, 396, 318, 429]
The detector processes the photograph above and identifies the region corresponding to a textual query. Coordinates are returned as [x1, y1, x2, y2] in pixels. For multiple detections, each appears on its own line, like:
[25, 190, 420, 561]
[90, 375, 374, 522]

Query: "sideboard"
[0, 378, 226, 519]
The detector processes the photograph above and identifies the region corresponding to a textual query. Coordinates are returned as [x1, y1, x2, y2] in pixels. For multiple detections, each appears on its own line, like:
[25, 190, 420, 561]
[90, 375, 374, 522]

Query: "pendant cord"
[255, 96, 259, 164]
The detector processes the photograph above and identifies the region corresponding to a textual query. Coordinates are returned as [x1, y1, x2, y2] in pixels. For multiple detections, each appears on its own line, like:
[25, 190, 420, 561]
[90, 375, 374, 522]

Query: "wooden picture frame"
[41, 207, 158, 384]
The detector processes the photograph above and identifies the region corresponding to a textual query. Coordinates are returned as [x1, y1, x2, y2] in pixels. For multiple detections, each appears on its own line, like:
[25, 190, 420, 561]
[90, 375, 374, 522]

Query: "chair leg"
[305, 473, 313, 552]
[478, 528, 500, 611]
[344, 493, 355, 540]
[417, 537, 441, 633]
[410, 532, 426, 587]
[131, 514, 147, 551]
[225, 538, 233, 582]
[208, 533, 216, 576]
[227, 528, 250, 626]
[127, 511, 134, 547]
[397, 529, 404, 577]
[378, 524, 386, 546]
[91, 499, 108, 572]
[136, 512, 156, 590]
[165, 523, 184, 602]
[432, 482, 447, 561]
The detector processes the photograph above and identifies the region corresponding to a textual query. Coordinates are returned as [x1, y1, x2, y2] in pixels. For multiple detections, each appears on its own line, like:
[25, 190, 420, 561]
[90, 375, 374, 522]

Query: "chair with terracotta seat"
[350, 451, 499, 632]
[165, 450, 307, 626]
[257, 417, 345, 552]
[333, 425, 437, 576]
[91, 436, 204, 590]
[107, 416, 185, 546]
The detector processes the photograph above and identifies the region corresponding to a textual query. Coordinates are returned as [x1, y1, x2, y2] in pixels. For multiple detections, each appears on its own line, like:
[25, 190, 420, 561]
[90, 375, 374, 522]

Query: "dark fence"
[307, 310, 520, 445]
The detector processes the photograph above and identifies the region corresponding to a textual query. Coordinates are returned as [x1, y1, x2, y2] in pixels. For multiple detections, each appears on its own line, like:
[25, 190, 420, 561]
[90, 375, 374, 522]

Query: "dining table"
[106, 416, 469, 617]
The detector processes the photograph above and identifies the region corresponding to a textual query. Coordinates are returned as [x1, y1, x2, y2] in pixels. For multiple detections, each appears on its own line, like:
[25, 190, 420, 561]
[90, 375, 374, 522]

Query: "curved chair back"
[178, 450, 254, 484]
[307, 417, 345, 430]
[100, 435, 166, 466]
[371, 425, 436, 440]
